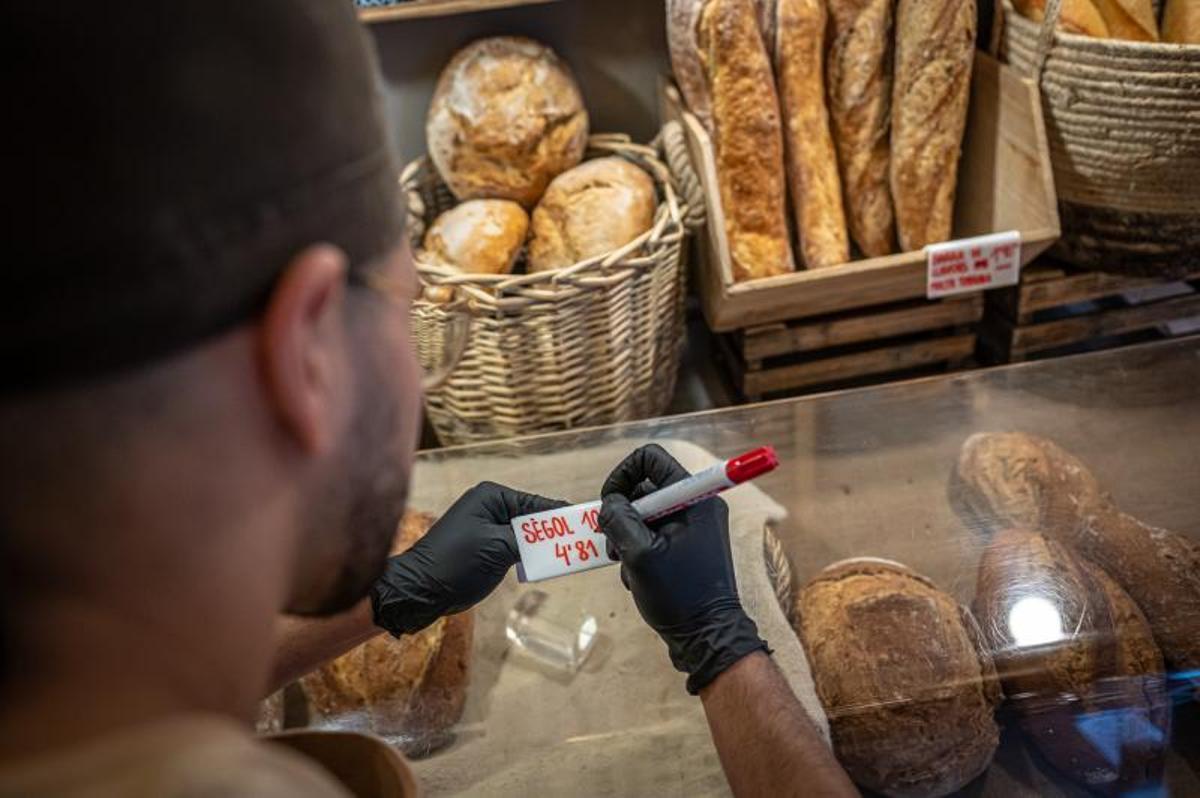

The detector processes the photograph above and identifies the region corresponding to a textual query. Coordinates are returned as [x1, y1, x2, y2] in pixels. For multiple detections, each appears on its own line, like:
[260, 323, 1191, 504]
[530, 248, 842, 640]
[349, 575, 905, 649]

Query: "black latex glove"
[599, 444, 769, 694]
[370, 481, 565, 636]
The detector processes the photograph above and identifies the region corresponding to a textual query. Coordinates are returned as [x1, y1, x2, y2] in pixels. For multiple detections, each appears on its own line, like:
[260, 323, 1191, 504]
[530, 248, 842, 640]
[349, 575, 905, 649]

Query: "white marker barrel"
[631, 462, 733, 522]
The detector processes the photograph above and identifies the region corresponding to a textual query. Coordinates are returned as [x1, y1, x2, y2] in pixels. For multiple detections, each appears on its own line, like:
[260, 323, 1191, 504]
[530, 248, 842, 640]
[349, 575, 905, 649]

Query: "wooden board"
[1008, 293, 1200, 358]
[358, 0, 560, 23]
[981, 264, 1200, 362]
[740, 296, 982, 361]
[736, 334, 976, 397]
[992, 263, 1200, 323]
[659, 52, 1060, 332]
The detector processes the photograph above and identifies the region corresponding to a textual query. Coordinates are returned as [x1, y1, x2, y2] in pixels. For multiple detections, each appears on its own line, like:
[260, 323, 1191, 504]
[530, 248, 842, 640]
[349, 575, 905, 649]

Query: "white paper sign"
[512, 500, 618, 582]
[926, 230, 1022, 299]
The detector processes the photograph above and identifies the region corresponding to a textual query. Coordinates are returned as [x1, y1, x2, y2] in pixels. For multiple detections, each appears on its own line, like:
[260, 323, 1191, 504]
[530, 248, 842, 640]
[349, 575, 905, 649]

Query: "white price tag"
[512, 500, 617, 582]
[926, 231, 1022, 299]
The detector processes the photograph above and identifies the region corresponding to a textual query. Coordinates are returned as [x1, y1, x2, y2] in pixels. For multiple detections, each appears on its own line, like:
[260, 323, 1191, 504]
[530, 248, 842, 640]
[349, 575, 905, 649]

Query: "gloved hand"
[370, 481, 565, 636]
[599, 444, 768, 694]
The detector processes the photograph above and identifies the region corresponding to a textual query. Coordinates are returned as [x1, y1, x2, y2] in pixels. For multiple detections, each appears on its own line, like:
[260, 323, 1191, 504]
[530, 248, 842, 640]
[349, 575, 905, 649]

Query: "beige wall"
[366, 0, 670, 163]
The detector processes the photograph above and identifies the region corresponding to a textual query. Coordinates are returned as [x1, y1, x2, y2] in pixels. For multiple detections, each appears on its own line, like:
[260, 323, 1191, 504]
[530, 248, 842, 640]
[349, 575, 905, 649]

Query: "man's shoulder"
[0, 715, 351, 798]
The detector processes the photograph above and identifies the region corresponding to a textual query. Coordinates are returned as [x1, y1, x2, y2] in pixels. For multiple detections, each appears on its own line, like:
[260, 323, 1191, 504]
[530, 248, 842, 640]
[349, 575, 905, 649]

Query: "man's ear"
[258, 244, 351, 454]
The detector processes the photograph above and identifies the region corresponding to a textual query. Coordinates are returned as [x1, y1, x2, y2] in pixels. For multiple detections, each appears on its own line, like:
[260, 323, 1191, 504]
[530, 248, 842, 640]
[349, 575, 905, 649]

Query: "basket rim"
[402, 131, 690, 310]
[1002, 0, 1200, 57]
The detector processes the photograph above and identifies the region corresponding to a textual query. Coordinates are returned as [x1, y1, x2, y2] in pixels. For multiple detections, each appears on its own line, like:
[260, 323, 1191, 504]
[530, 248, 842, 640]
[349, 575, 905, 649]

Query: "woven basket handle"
[659, 120, 707, 231]
[1031, 0, 1064, 82]
[763, 522, 795, 627]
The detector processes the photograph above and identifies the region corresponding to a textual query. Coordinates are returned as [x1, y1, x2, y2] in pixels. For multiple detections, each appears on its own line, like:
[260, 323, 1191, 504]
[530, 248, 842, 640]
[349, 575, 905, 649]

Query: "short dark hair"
[8, 1, 404, 393]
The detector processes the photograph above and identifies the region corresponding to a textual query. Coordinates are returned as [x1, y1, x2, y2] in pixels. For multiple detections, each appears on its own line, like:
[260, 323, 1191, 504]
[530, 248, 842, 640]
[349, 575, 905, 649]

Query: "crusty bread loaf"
[667, 0, 713, 130]
[422, 200, 528, 276]
[890, 0, 976, 252]
[775, 0, 850, 269]
[702, 0, 795, 281]
[796, 558, 1001, 797]
[950, 432, 1108, 535]
[1013, 0, 1112, 36]
[1092, 0, 1160, 40]
[973, 528, 1169, 795]
[527, 157, 657, 272]
[1163, 0, 1200, 43]
[951, 431, 1200, 683]
[300, 512, 473, 757]
[426, 37, 588, 208]
[421, 285, 456, 304]
[826, 0, 896, 257]
[756, 0, 779, 51]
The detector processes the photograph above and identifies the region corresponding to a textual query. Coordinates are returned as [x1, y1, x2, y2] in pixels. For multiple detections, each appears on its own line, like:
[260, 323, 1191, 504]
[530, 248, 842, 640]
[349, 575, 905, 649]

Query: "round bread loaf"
[422, 199, 528, 276]
[300, 512, 473, 757]
[426, 37, 589, 208]
[795, 558, 1001, 798]
[951, 431, 1200, 682]
[527, 157, 657, 272]
[973, 528, 1169, 796]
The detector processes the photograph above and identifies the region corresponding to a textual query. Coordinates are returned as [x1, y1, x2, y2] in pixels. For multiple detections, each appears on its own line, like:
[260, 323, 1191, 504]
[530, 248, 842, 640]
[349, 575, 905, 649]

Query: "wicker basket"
[404, 128, 704, 445]
[999, 0, 1200, 277]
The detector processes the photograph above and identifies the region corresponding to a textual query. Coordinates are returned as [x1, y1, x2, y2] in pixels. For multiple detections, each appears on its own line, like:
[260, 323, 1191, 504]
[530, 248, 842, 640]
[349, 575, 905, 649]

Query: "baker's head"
[2, 2, 421, 623]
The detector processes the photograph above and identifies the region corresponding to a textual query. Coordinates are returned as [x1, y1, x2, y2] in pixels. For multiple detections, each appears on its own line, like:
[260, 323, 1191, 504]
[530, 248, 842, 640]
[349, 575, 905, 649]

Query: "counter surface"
[402, 339, 1200, 797]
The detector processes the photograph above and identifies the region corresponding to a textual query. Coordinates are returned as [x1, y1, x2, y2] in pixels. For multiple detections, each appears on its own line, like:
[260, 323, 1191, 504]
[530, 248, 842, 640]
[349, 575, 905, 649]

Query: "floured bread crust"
[527, 157, 657, 272]
[422, 199, 528, 276]
[973, 528, 1169, 794]
[796, 558, 1001, 797]
[426, 37, 588, 208]
[951, 431, 1200, 683]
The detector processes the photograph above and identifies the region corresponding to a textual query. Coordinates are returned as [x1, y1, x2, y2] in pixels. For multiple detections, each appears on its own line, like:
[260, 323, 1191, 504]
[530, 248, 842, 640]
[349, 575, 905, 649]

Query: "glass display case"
[348, 339, 1200, 796]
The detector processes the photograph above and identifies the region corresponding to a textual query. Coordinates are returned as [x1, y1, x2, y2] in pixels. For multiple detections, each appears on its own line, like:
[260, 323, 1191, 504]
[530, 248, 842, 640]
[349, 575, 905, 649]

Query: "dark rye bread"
[973, 528, 1169, 795]
[951, 432, 1200, 682]
[301, 512, 473, 757]
[795, 558, 1001, 797]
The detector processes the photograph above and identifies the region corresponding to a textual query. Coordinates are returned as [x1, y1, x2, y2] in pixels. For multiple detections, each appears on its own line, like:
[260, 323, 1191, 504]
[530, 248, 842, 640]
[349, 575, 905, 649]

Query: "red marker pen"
[511, 446, 779, 582]
[631, 446, 779, 521]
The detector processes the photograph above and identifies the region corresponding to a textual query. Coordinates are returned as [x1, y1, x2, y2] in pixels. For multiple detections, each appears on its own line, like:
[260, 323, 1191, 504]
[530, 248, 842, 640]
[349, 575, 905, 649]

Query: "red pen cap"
[724, 446, 779, 484]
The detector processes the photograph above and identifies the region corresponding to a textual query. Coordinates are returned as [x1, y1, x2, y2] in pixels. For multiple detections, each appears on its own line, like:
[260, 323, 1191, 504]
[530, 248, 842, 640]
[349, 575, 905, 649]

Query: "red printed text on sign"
[926, 231, 1021, 299]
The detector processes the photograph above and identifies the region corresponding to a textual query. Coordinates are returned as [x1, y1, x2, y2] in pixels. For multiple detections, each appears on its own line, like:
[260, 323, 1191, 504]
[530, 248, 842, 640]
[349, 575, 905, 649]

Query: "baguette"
[974, 528, 1169, 795]
[775, 0, 850, 269]
[951, 432, 1200, 683]
[1092, 0, 1160, 40]
[667, 0, 713, 130]
[1012, 0, 1112, 36]
[702, 0, 796, 280]
[890, 0, 976, 252]
[826, 0, 896, 257]
[756, 0, 779, 53]
[1163, 0, 1200, 43]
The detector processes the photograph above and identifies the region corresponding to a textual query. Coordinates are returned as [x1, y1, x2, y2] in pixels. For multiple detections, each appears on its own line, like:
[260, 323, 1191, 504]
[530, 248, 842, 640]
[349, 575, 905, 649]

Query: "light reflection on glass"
[1008, 595, 1066, 647]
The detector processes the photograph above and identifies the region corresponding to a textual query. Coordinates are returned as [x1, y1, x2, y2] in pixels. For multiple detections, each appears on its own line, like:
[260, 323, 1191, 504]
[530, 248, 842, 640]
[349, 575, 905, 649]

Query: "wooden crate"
[720, 294, 983, 401]
[980, 262, 1200, 363]
[659, 51, 1060, 333]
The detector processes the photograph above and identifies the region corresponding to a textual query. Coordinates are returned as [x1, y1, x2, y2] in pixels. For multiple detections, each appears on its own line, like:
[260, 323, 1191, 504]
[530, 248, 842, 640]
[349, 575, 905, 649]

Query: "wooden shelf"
[358, 0, 562, 23]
